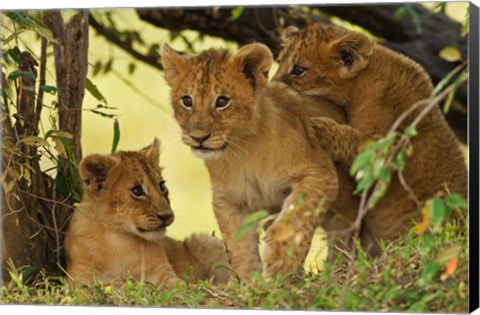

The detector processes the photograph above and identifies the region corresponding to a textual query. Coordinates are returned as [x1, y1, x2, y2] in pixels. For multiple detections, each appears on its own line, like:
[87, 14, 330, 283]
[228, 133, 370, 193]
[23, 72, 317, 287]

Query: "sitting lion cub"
[65, 139, 229, 286]
[160, 43, 352, 278]
[274, 23, 468, 255]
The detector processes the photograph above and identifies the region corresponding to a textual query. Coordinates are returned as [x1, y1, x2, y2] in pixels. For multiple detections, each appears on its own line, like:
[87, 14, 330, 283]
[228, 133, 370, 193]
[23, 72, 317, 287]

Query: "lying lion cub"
[65, 139, 229, 286]
[160, 43, 354, 278]
[274, 23, 468, 255]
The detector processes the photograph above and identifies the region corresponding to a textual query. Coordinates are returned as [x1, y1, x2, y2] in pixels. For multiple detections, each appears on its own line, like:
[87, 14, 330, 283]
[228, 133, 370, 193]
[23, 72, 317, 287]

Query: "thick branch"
[136, 7, 322, 58]
[132, 5, 467, 142]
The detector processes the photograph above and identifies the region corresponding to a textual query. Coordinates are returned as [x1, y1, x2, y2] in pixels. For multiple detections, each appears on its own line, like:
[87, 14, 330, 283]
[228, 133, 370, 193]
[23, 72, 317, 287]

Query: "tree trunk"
[1, 52, 51, 280]
[1, 11, 89, 281]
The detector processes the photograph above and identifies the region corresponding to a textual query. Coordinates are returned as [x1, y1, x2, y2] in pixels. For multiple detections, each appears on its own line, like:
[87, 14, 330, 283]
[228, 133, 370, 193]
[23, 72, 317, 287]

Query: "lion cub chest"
[221, 165, 291, 213]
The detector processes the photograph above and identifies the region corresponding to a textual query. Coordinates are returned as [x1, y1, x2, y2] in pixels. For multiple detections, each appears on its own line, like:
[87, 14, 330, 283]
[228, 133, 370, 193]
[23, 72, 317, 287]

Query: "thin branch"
[34, 37, 47, 133]
[398, 170, 420, 206]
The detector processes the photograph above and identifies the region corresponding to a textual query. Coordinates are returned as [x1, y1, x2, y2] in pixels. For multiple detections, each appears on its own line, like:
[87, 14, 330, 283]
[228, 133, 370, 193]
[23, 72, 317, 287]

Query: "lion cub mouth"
[137, 226, 166, 233]
[191, 143, 229, 160]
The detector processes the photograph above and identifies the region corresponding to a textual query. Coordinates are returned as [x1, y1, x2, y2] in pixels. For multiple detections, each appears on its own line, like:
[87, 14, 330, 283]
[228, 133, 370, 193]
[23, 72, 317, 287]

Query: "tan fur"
[64, 139, 229, 286]
[160, 43, 359, 277]
[274, 23, 468, 255]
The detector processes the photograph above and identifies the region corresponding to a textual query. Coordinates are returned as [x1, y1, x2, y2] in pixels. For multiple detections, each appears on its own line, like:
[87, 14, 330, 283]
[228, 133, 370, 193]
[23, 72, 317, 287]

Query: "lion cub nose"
[157, 213, 174, 227]
[190, 133, 211, 144]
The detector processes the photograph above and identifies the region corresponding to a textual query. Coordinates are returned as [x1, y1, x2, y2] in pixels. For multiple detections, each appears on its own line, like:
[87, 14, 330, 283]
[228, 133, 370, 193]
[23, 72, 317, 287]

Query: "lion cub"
[65, 139, 229, 286]
[160, 43, 351, 278]
[274, 23, 467, 255]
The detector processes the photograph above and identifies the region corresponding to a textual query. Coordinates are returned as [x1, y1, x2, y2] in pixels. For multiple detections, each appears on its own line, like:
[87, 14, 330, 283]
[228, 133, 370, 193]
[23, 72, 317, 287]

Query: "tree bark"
[2, 11, 89, 281]
[2, 51, 51, 280]
[45, 11, 89, 163]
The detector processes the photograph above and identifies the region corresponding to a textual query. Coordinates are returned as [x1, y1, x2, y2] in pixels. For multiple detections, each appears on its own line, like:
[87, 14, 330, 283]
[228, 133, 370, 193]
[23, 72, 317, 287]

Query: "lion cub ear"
[231, 43, 273, 91]
[79, 154, 119, 194]
[140, 138, 161, 165]
[160, 43, 189, 86]
[281, 26, 300, 42]
[331, 32, 373, 78]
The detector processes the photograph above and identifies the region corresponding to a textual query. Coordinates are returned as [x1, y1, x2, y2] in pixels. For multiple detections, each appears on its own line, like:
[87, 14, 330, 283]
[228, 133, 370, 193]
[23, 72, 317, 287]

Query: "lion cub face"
[160, 44, 273, 160]
[274, 23, 373, 97]
[79, 139, 173, 241]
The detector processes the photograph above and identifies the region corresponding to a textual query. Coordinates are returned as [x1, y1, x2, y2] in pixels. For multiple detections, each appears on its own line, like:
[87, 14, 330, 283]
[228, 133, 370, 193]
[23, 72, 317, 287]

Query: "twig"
[398, 171, 420, 206]
[34, 37, 47, 133]
[51, 188, 62, 264]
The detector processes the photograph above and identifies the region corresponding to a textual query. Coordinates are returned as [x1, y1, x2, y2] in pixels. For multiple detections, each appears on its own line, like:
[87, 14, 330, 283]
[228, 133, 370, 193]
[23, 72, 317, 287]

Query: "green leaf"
[7, 48, 22, 65]
[420, 262, 439, 286]
[111, 119, 120, 154]
[429, 198, 447, 233]
[431, 63, 466, 97]
[404, 125, 417, 137]
[2, 30, 25, 46]
[230, 6, 245, 21]
[85, 78, 108, 104]
[368, 178, 390, 209]
[6, 11, 57, 43]
[445, 194, 467, 210]
[394, 6, 407, 21]
[235, 210, 269, 241]
[21, 136, 49, 146]
[243, 210, 269, 225]
[405, 4, 423, 35]
[432, 3, 447, 15]
[350, 150, 373, 176]
[392, 150, 407, 171]
[384, 287, 398, 302]
[6, 11, 32, 27]
[40, 85, 58, 95]
[235, 222, 254, 241]
[438, 46, 463, 63]
[443, 68, 467, 114]
[461, 10, 469, 37]
[7, 70, 36, 81]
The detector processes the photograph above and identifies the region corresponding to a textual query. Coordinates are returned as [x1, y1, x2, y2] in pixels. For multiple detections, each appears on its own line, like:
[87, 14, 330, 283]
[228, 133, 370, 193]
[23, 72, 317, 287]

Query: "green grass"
[1, 214, 468, 313]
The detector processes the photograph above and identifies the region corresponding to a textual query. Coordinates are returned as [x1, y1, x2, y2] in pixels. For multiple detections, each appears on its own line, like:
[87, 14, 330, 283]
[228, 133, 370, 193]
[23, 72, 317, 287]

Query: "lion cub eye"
[215, 96, 230, 110]
[181, 96, 193, 109]
[291, 65, 306, 77]
[131, 185, 145, 198]
[159, 180, 168, 195]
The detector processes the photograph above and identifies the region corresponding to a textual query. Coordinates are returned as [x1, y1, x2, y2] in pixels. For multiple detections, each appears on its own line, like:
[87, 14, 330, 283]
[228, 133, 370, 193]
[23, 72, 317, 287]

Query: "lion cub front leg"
[311, 117, 379, 166]
[262, 175, 337, 276]
[145, 245, 184, 288]
[213, 196, 262, 280]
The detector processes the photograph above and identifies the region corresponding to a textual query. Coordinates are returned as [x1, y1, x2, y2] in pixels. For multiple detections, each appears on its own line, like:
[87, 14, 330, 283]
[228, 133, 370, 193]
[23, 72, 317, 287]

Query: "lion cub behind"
[65, 139, 228, 286]
[274, 23, 467, 255]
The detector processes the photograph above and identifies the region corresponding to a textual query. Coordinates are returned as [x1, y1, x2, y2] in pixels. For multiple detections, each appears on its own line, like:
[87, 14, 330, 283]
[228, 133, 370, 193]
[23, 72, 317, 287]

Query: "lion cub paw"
[311, 117, 338, 142]
[262, 224, 305, 276]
